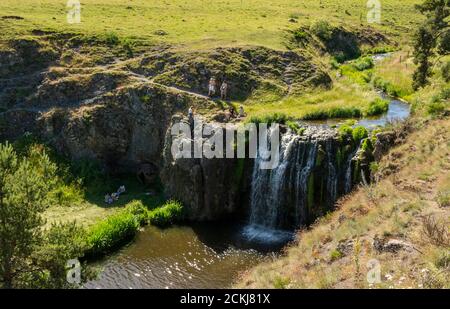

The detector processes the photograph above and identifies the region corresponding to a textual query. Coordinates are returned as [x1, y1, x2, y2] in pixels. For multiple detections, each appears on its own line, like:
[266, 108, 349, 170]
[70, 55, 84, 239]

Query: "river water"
[85, 222, 283, 289]
[86, 84, 411, 289]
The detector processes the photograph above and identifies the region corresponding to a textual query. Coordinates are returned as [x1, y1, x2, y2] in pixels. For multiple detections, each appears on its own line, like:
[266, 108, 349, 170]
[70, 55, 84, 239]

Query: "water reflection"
[85, 223, 272, 289]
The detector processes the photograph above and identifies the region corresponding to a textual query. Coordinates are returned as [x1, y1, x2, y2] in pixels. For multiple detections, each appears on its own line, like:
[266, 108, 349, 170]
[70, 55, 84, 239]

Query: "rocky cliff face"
[160, 116, 244, 220]
[39, 83, 214, 171]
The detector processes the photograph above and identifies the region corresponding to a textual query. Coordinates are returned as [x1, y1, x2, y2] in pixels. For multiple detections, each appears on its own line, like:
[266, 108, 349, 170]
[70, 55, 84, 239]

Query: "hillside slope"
[238, 116, 450, 289]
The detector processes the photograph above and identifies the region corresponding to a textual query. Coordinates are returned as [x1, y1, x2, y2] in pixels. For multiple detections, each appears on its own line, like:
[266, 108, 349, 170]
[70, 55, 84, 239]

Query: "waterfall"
[243, 126, 361, 243]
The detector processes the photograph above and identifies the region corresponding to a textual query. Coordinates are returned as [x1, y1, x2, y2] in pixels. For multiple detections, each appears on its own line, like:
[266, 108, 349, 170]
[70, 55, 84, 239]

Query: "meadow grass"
[0, 0, 423, 50]
[373, 51, 415, 99]
[241, 79, 378, 120]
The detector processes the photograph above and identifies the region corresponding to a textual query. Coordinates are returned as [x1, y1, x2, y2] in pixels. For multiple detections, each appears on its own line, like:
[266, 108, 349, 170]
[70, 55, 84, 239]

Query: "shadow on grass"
[82, 174, 166, 211]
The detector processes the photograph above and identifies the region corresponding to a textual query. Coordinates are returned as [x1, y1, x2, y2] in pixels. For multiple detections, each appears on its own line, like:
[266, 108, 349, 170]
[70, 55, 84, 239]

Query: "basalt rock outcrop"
[38, 83, 213, 171]
[160, 116, 246, 220]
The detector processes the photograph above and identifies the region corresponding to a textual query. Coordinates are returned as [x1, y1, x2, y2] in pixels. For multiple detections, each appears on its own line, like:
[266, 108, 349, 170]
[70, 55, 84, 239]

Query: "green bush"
[373, 76, 408, 98]
[352, 126, 369, 142]
[105, 32, 120, 46]
[86, 204, 143, 257]
[310, 20, 333, 41]
[441, 61, 450, 82]
[363, 45, 396, 55]
[273, 276, 291, 289]
[50, 184, 84, 206]
[286, 120, 305, 135]
[365, 98, 389, 116]
[148, 200, 184, 227]
[352, 56, 374, 71]
[330, 249, 343, 261]
[292, 29, 309, 42]
[427, 89, 449, 116]
[437, 190, 450, 207]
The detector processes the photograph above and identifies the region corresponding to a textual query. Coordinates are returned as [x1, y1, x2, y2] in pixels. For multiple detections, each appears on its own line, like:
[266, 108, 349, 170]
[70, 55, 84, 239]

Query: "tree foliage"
[413, 0, 450, 89]
[0, 142, 88, 288]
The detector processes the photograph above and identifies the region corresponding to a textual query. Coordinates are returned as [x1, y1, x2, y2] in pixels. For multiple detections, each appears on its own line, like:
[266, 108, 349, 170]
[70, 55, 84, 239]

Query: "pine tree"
[413, 0, 450, 89]
[0, 142, 89, 288]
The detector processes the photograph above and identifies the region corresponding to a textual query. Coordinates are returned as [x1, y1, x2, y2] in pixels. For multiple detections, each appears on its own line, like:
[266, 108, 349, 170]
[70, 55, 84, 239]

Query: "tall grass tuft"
[365, 98, 389, 116]
[86, 202, 145, 257]
[148, 200, 184, 227]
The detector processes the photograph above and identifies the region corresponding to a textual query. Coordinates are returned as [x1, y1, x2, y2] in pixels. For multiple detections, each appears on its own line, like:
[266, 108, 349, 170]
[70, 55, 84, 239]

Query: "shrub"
[373, 76, 407, 98]
[428, 88, 450, 116]
[421, 215, 449, 247]
[286, 121, 305, 135]
[427, 101, 446, 117]
[273, 276, 290, 289]
[437, 190, 450, 207]
[441, 61, 450, 82]
[365, 98, 389, 116]
[292, 29, 309, 42]
[86, 204, 143, 257]
[330, 249, 343, 261]
[122, 38, 134, 57]
[50, 184, 84, 206]
[148, 200, 184, 227]
[363, 45, 396, 55]
[310, 20, 333, 41]
[338, 124, 354, 141]
[369, 162, 379, 174]
[352, 56, 374, 71]
[337, 125, 368, 143]
[105, 32, 120, 46]
[70, 158, 103, 186]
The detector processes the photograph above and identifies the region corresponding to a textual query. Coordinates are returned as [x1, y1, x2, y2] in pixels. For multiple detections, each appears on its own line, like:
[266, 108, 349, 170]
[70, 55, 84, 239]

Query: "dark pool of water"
[85, 222, 285, 289]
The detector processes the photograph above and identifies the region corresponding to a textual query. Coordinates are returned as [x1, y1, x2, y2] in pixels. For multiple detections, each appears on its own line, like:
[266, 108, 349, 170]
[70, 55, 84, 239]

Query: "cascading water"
[243, 126, 361, 243]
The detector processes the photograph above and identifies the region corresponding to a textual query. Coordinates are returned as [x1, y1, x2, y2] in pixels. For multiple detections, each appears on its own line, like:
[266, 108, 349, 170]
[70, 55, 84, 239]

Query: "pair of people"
[104, 185, 126, 205]
[208, 77, 228, 100]
[228, 105, 246, 119]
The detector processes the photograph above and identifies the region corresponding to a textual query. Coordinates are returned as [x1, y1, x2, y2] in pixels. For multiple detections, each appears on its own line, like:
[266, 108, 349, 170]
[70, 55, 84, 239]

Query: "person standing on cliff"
[188, 106, 194, 130]
[208, 77, 217, 97]
[220, 80, 228, 100]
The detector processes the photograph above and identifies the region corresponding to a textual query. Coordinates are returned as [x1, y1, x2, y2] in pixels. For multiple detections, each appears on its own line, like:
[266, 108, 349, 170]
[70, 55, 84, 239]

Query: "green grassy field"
[0, 0, 423, 49]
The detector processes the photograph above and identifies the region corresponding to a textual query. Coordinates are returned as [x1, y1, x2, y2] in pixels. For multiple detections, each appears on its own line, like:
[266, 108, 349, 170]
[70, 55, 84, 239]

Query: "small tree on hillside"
[0, 142, 90, 288]
[413, 0, 450, 89]
[0, 143, 56, 288]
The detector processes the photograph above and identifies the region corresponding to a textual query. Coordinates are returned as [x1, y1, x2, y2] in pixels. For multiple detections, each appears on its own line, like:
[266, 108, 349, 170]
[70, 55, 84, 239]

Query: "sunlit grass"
[241, 78, 377, 120]
[0, 0, 423, 49]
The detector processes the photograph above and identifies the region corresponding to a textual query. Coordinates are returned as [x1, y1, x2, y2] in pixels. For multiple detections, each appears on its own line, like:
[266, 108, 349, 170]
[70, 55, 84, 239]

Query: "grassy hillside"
[1, 0, 422, 49]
